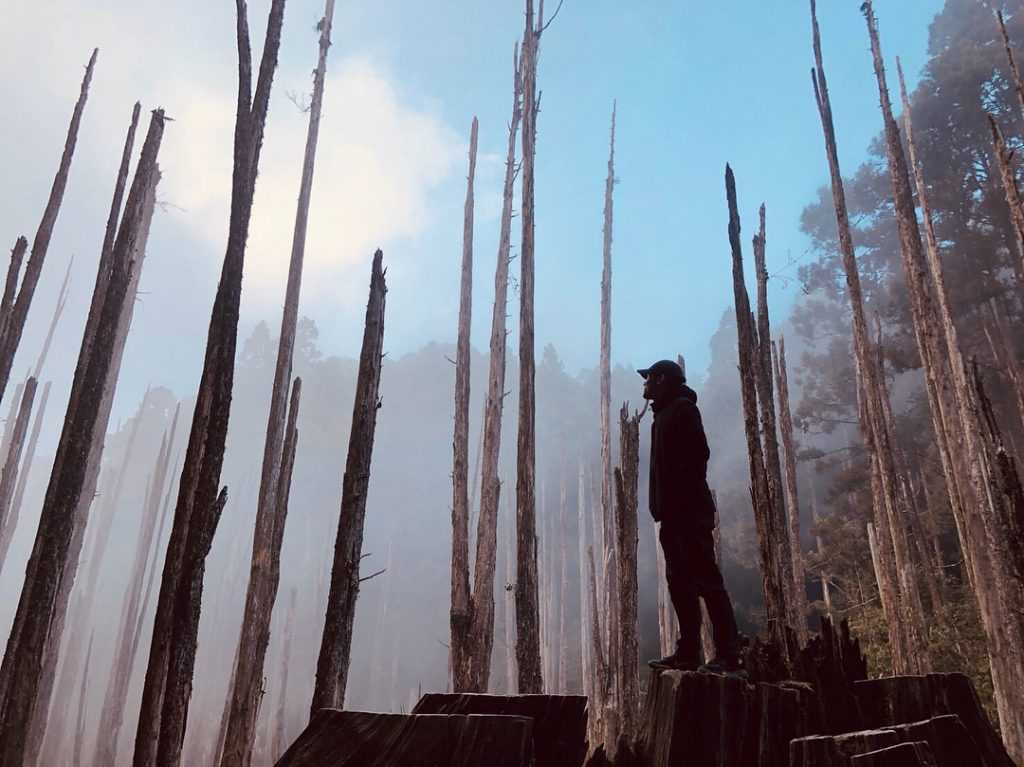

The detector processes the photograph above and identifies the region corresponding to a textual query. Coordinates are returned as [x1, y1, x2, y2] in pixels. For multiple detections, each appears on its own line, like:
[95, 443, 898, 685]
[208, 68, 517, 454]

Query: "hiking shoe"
[647, 652, 699, 671]
[699, 656, 747, 678]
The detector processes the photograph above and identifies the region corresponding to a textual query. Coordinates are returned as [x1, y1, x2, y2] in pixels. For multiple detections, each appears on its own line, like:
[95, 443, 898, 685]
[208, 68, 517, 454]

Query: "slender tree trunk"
[504, 495, 516, 694]
[0, 381, 49, 569]
[0, 377, 36, 568]
[655, 524, 674, 658]
[133, 5, 287, 764]
[558, 463, 568, 694]
[987, 114, 1024, 295]
[577, 460, 590, 698]
[613, 404, 640, 741]
[810, 0, 928, 674]
[467, 46, 522, 695]
[808, 476, 832, 617]
[33, 256, 72, 381]
[772, 336, 807, 640]
[515, 0, 544, 695]
[586, 545, 608, 750]
[0, 109, 166, 765]
[0, 382, 25, 472]
[72, 633, 94, 767]
[272, 588, 297, 763]
[725, 165, 795, 659]
[311, 249, 386, 714]
[985, 300, 1024, 437]
[997, 10, 1024, 122]
[0, 239, 27, 345]
[222, 4, 331, 762]
[451, 115, 479, 693]
[0, 49, 97, 405]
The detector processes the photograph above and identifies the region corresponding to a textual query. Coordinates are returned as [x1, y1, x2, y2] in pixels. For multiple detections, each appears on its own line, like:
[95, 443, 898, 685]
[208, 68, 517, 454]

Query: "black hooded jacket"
[648, 384, 716, 527]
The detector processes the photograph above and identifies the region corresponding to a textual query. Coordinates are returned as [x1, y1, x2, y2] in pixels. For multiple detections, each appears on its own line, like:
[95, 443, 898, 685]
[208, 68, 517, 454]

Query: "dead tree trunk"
[725, 165, 795, 660]
[0, 377, 35, 569]
[752, 208, 804, 646]
[467, 45, 522, 694]
[997, 10, 1024, 122]
[311, 249, 386, 714]
[586, 544, 608, 750]
[577, 461, 590, 698]
[133, 6, 287, 766]
[272, 588, 297, 763]
[0, 382, 26, 471]
[451, 115, 479, 694]
[72, 633, 94, 767]
[808, 475, 832, 617]
[773, 337, 807, 639]
[613, 404, 640, 741]
[0, 108, 166, 765]
[0, 239, 27, 347]
[31, 256, 72, 383]
[0, 49, 97, 405]
[221, 4, 332, 762]
[515, 0, 544, 696]
[987, 115, 1024, 292]
[985, 299, 1024, 437]
[0, 380, 49, 568]
[810, 0, 928, 674]
[558, 464, 568, 694]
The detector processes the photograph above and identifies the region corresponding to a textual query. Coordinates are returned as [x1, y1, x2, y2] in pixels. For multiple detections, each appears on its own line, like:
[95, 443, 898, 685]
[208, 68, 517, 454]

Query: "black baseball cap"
[637, 359, 685, 383]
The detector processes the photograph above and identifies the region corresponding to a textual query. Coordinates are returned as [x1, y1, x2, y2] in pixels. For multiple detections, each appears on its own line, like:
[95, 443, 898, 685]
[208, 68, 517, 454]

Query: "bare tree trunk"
[725, 165, 795, 660]
[586, 545, 608, 750]
[576, 460, 590, 697]
[0, 109, 166, 765]
[751, 209, 804, 646]
[808, 476, 832, 617]
[772, 336, 807, 641]
[311, 249, 386, 714]
[997, 10, 1024, 122]
[985, 299, 1024, 437]
[467, 45, 522, 695]
[272, 588, 297, 763]
[0, 239, 27, 345]
[655, 524, 674, 658]
[515, 0, 544, 696]
[0, 49, 97, 405]
[0, 382, 26, 471]
[451, 115, 479, 694]
[504, 495, 516, 694]
[558, 464, 568, 694]
[73, 633, 94, 767]
[0, 381, 49, 569]
[33, 256, 72, 381]
[0, 377, 36, 568]
[810, 0, 928, 674]
[987, 114, 1024, 292]
[613, 404, 640, 741]
[222, 5, 332, 762]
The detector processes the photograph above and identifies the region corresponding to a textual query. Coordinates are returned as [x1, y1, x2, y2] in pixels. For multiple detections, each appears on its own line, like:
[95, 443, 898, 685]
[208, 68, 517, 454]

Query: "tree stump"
[850, 741, 937, 767]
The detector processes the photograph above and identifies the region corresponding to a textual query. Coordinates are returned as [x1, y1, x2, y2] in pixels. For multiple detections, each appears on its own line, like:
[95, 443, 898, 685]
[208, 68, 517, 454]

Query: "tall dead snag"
[515, 0, 545, 695]
[0, 109, 166, 765]
[987, 115, 1024, 283]
[222, 5, 332, 762]
[897, 51, 1024, 760]
[725, 165, 796, 661]
[751, 207, 804, 645]
[272, 588, 297, 762]
[772, 337, 808, 641]
[133, 6, 287, 766]
[576, 461, 590, 698]
[0, 239, 27, 345]
[809, 0, 929, 674]
[0, 377, 37, 566]
[450, 115, 479, 693]
[0, 49, 97, 405]
[985, 299, 1024, 436]
[997, 10, 1024, 122]
[94, 411, 179, 766]
[34, 110, 158, 767]
[30, 255, 72, 385]
[0, 381, 50, 568]
[311, 249, 387, 714]
[467, 45, 522, 694]
[808, 477, 832, 617]
[613, 404, 640, 741]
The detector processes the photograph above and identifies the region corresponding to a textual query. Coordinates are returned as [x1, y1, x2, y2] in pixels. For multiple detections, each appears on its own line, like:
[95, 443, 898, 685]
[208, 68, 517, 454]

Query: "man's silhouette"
[639, 359, 741, 673]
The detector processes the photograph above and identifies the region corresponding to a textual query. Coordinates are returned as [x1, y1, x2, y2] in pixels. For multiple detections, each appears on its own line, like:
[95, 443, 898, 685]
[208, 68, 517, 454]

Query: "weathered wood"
[221, 4, 333, 761]
[451, 115, 479, 693]
[515, 0, 544, 696]
[614, 404, 641, 740]
[311, 249, 386, 713]
[987, 115, 1024, 280]
[468, 45, 522, 694]
[0, 380, 49, 568]
[412, 692, 587, 767]
[0, 377, 36, 568]
[773, 337, 807, 639]
[133, 4, 287, 764]
[0, 239, 27, 344]
[0, 108, 165, 765]
[277, 710, 535, 767]
[997, 10, 1024, 122]
[32, 255, 72, 382]
[0, 49, 97, 405]
[850, 741, 938, 767]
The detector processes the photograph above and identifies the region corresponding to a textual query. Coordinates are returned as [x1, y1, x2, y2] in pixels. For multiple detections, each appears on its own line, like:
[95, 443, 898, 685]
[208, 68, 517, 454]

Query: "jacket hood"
[681, 383, 698, 404]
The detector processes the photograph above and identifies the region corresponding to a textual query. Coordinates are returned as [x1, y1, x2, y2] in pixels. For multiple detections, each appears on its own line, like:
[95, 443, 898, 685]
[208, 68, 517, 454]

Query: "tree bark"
[577, 460, 590, 698]
[33, 255, 72, 381]
[467, 44, 522, 694]
[997, 10, 1024, 122]
[451, 115, 478, 693]
[0, 239, 27, 345]
[773, 337, 807, 641]
[0, 108, 166, 765]
[132, 5, 286, 764]
[311, 249, 386, 714]
[0, 377, 35, 569]
[272, 588, 298, 763]
[0, 49, 97, 405]
[515, 0, 544, 696]
[725, 164, 795, 660]
[0, 380, 49, 569]
[613, 404, 640, 741]
[987, 114, 1024, 298]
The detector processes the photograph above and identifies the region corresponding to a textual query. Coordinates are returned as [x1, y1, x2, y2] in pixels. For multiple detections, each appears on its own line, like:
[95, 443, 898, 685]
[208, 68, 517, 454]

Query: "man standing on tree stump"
[639, 359, 742, 674]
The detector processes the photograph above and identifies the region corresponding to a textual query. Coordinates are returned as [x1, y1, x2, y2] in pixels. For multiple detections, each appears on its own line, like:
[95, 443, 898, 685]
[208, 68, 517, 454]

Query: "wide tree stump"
[757, 682, 820, 767]
[889, 715, 982, 767]
[849, 741, 937, 767]
[412, 693, 587, 767]
[853, 674, 1013, 767]
[275, 710, 533, 767]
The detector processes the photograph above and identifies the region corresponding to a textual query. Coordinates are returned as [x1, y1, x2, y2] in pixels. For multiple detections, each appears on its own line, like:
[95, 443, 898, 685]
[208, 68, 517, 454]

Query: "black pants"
[659, 521, 739, 664]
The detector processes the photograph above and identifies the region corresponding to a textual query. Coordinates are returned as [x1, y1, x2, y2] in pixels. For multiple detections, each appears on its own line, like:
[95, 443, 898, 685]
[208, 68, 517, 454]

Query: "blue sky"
[0, 0, 943, 428]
